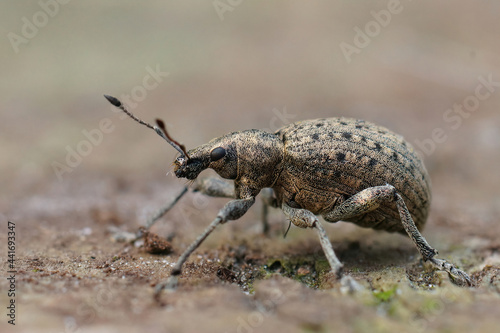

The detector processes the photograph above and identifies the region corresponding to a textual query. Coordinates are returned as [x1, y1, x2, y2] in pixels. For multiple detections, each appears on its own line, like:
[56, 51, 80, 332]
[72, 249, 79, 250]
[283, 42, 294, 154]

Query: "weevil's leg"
[194, 178, 275, 234]
[110, 186, 189, 242]
[260, 188, 278, 235]
[282, 203, 343, 277]
[393, 192, 472, 286]
[323, 185, 471, 286]
[154, 197, 255, 301]
[142, 186, 189, 231]
[142, 177, 232, 236]
[192, 177, 235, 198]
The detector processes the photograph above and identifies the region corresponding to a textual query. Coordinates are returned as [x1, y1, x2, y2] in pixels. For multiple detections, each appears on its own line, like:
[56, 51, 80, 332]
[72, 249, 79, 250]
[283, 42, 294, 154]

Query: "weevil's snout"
[173, 157, 204, 180]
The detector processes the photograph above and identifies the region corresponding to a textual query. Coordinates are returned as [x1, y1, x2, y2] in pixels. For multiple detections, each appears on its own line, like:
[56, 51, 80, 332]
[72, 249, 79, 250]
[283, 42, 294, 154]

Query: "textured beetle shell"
[273, 118, 431, 233]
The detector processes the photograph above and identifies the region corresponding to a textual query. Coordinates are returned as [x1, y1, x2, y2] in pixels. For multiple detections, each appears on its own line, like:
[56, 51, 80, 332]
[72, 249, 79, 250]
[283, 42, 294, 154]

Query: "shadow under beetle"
[104, 95, 471, 301]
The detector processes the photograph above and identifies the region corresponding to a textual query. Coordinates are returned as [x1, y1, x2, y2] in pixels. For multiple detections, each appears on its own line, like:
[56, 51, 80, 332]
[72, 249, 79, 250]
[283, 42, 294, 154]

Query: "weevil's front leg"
[192, 177, 235, 198]
[323, 185, 471, 286]
[154, 197, 255, 301]
[282, 203, 343, 277]
[111, 186, 189, 242]
[194, 177, 276, 235]
[142, 186, 189, 231]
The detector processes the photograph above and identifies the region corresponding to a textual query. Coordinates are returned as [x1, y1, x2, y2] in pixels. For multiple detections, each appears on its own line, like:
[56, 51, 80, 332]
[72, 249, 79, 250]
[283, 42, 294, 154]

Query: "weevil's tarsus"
[428, 258, 473, 286]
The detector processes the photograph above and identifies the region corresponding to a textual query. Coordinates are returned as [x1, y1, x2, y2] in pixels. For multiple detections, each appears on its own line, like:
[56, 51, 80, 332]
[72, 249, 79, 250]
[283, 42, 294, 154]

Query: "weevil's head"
[174, 130, 283, 191]
[173, 133, 239, 180]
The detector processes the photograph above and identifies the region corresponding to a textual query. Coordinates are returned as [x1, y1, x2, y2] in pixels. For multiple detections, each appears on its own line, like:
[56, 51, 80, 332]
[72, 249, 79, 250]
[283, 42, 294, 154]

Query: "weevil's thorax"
[230, 130, 284, 198]
[174, 129, 284, 198]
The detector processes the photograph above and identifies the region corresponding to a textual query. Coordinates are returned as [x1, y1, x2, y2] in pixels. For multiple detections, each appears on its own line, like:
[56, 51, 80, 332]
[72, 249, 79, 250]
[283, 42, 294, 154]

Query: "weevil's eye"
[210, 147, 226, 162]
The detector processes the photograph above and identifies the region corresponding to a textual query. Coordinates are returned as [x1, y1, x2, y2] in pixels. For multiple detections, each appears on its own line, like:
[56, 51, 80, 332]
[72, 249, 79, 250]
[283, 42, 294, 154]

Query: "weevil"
[104, 95, 471, 299]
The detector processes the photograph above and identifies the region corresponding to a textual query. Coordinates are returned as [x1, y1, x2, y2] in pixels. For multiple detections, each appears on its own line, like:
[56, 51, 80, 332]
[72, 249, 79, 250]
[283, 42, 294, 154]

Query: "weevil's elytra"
[273, 118, 431, 233]
[103, 95, 471, 300]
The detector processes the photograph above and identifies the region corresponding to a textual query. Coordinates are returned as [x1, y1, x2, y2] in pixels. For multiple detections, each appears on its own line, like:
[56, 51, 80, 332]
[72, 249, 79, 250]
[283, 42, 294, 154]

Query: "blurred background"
[1, 1, 500, 332]
[1, 1, 499, 205]
[1, 1, 499, 201]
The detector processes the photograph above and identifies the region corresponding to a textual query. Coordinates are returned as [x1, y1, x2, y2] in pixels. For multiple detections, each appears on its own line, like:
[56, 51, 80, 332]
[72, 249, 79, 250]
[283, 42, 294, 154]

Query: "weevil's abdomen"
[273, 118, 431, 233]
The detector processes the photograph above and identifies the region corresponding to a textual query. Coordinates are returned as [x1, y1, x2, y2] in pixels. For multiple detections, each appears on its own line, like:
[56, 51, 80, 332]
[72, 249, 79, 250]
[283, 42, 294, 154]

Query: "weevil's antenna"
[104, 95, 189, 159]
[155, 119, 189, 159]
[104, 95, 155, 130]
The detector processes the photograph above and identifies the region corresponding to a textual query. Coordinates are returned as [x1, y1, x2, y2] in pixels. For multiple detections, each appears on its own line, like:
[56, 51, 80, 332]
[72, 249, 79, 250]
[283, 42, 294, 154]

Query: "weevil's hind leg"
[323, 185, 471, 286]
[260, 188, 278, 235]
[393, 192, 472, 286]
[282, 203, 343, 277]
[154, 197, 255, 302]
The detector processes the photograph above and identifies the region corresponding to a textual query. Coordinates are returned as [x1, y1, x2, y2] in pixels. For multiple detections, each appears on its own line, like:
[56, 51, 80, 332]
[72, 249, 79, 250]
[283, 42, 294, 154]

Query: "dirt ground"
[1, 2, 500, 333]
[2, 171, 500, 333]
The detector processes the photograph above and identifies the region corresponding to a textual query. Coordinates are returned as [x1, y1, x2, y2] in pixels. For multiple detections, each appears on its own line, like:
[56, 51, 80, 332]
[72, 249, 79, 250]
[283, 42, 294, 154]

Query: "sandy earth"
[1, 1, 500, 333]
[1, 167, 500, 333]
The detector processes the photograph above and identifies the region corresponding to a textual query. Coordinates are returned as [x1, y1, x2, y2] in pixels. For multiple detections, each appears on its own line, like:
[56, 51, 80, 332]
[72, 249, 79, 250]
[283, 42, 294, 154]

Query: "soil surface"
[2, 172, 500, 333]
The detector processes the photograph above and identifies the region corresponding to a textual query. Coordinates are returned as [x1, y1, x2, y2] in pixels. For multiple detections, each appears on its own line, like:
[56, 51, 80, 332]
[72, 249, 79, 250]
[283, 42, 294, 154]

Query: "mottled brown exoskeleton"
[104, 95, 471, 300]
